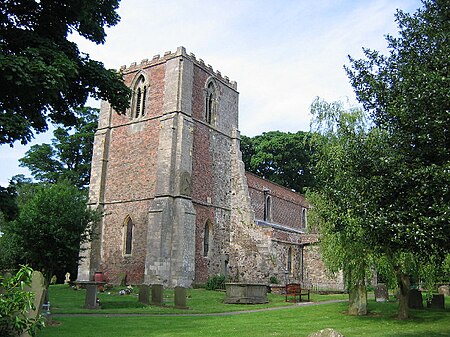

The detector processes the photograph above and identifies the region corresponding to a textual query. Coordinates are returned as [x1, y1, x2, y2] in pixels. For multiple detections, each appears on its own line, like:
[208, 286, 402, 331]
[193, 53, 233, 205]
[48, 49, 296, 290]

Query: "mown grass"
[38, 285, 450, 337]
[48, 284, 347, 314]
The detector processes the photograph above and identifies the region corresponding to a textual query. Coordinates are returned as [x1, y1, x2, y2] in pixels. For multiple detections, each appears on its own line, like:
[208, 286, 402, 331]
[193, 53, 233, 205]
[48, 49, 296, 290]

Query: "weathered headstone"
[151, 284, 164, 306]
[138, 284, 151, 305]
[438, 285, 449, 296]
[308, 328, 345, 337]
[174, 286, 188, 309]
[374, 283, 389, 302]
[427, 294, 445, 309]
[24, 271, 46, 319]
[408, 289, 423, 309]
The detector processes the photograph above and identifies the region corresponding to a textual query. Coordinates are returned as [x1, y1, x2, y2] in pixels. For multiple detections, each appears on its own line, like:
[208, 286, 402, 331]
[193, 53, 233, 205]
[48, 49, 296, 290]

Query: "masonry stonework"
[78, 47, 343, 290]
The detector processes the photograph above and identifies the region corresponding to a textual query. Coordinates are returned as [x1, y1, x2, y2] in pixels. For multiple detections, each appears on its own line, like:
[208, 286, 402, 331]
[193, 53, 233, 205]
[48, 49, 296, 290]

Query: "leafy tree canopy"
[241, 131, 317, 193]
[19, 107, 98, 188]
[0, 0, 130, 146]
[345, 0, 450, 259]
[1, 181, 100, 284]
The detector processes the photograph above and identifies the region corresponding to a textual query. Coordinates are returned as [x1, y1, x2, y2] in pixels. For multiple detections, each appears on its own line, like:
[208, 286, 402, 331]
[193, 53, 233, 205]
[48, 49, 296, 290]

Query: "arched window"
[124, 216, 134, 255]
[301, 208, 307, 228]
[287, 247, 292, 274]
[205, 81, 216, 124]
[203, 221, 212, 257]
[264, 195, 272, 222]
[131, 74, 147, 118]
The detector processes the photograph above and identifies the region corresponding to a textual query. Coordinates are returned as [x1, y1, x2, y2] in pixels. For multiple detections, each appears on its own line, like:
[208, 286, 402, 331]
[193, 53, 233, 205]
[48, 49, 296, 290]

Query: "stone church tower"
[78, 46, 344, 290]
[78, 46, 245, 287]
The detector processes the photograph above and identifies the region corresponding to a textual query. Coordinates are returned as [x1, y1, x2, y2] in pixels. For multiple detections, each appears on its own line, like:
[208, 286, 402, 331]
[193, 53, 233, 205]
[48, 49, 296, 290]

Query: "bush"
[269, 276, 279, 284]
[205, 275, 226, 290]
[0, 265, 45, 337]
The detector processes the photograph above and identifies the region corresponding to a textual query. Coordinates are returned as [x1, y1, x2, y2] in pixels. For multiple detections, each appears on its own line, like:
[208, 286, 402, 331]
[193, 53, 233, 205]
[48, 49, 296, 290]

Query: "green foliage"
[241, 131, 317, 193]
[345, 0, 450, 259]
[0, 0, 130, 145]
[0, 265, 45, 337]
[19, 107, 99, 188]
[2, 182, 101, 283]
[205, 274, 226, 290]
[269, 276, 279, 284]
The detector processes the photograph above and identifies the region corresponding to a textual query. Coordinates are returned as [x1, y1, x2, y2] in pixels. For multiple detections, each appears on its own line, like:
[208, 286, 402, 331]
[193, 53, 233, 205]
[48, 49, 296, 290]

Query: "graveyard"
[34, 283, 450, 337]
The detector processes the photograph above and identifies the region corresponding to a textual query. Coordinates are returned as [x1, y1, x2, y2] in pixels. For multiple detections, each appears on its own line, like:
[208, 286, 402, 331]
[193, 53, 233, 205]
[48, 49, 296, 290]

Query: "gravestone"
[64, 272, 70, 284]
[174, 286, 188, 309]
[408, 289, 423, 309]
[138, 284, 151, 305]
[438, 285, 449, 296]
[24, 271, 46, 319]
[308, 328, 345, 337]
[427, 294, 444, 309]
[151, 284, 164, 306]
[374, 283, 389, 302]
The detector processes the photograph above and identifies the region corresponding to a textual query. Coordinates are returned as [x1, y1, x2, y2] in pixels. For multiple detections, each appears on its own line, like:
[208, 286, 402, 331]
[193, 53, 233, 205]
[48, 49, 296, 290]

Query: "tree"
[240, 131, 317, 193]
[19, 107, 98, 188]
[345, 0, 450, 319]
[2, 182, 100, 285]
[308, 98, 373, 316]
[0, 0, 130, 146]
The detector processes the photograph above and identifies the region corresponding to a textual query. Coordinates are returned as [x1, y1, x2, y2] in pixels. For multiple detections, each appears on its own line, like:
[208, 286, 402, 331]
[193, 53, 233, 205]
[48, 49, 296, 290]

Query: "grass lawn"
[37, 285, 450, 337]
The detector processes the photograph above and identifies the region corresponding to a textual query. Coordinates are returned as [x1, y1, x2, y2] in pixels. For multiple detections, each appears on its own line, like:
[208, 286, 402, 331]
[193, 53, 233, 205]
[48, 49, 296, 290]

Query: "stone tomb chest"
[224, 283, 268, 304]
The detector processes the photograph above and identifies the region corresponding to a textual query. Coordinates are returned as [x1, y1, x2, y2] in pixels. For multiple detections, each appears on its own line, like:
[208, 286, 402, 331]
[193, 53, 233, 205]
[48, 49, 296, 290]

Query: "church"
[77, 46, 343, 290]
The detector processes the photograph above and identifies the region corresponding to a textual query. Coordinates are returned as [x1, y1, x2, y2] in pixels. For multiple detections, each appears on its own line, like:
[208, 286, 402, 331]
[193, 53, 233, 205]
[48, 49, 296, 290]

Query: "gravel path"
[53, 299, 347, 317]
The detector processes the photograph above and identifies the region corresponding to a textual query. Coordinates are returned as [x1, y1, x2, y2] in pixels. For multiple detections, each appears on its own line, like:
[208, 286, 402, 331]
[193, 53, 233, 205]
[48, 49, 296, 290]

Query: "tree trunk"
[396, 270, 410, 320]
[348, 282, 367, 315]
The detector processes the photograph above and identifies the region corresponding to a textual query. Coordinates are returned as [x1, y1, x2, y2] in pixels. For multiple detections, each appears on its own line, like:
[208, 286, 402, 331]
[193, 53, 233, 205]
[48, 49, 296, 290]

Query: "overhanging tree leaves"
[0, 0, 130, 146]
[19, 107, 98, 188]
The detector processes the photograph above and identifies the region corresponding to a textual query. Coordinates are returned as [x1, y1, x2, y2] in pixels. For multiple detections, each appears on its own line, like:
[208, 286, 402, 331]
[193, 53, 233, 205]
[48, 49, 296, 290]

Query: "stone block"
[427, 294, 444, 309]
[374, 283, 389, 302]
[174, 286, 188, 309]
[151, 284, 164, 306]
[224, 283, 268, 304]
[138, 285, 150, 305]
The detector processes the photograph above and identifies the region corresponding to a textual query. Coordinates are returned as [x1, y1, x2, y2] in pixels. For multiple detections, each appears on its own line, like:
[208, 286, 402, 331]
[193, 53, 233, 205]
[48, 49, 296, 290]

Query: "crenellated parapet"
[118, 46, 237, 90]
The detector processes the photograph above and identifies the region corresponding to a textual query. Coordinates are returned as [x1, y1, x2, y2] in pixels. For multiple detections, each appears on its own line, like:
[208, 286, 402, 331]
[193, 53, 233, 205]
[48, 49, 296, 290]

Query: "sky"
[0, 0, 422, 186]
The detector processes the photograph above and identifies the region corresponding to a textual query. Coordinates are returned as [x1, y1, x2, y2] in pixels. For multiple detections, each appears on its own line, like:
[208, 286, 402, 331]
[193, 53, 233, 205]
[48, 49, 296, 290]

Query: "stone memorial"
[138, 284, 151, 305]
[24, 271, 46, 320]
[151, 284, 164, 306]
[408, 289, 423, 309]
[438, 285, 449, 296]
[174, 286, 188, 309]
[224, 283, 268, 304]
[427, 294, 444, 309]
[374, 283, 389, 302]
[64, 272, 71, 284]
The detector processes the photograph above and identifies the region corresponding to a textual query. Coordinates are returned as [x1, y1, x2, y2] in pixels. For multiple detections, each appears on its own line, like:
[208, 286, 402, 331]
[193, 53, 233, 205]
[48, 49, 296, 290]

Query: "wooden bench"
[285, 283, 310, 302]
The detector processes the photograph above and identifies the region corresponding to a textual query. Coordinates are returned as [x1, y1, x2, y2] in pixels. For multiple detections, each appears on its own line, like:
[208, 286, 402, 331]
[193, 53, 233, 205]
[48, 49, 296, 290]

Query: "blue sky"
[0, 0, 422, 186]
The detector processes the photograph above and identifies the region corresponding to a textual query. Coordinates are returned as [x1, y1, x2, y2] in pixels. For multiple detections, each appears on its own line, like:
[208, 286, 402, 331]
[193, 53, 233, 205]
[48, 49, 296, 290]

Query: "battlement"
[118, 46, 237, 90]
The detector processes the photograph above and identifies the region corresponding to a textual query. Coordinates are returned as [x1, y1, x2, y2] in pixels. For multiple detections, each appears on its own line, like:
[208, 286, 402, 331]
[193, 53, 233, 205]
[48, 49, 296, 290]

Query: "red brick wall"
[98, 64, 165, 285]
[246, 172, 309, 230]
